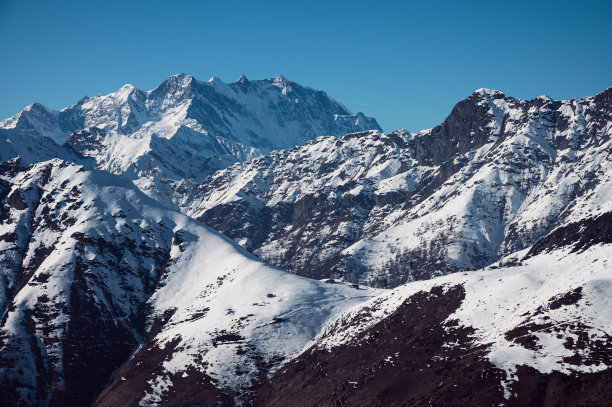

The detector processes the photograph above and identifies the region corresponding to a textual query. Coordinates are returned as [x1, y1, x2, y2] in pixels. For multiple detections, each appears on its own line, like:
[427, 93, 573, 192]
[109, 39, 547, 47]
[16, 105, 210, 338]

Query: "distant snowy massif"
[0, 75, 610, 406]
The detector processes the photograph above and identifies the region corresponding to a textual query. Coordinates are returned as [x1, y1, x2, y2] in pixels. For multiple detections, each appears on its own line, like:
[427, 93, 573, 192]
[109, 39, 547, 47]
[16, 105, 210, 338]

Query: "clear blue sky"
[1, 0, 611, 132]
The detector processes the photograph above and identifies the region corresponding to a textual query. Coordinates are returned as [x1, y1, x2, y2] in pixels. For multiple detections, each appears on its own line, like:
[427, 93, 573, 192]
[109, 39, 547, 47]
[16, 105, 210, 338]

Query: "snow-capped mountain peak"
[0, 74, 381, 206]
[207, 75, 224, 84]
[0, 102, 64, 143]
[116, 83, 137, 97]
[474, 87, 506, 98]
[187, 86, 612, 288]
[272, 74, 291, 89]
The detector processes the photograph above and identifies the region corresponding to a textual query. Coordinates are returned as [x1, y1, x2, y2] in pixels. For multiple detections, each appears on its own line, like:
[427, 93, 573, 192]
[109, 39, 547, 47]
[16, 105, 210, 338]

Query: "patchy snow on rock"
[315, 243, 612, 396]
[187, 87, 612, 288]
[0, 159, 381, 406]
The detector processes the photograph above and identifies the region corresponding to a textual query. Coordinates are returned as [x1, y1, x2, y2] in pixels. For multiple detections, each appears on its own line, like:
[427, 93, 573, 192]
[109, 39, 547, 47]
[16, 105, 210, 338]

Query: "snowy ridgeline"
[0, 159, 381, 406]
[0, 74, 380, 184]
[188, 87, 612, 287]
[0, 79, 610, 405]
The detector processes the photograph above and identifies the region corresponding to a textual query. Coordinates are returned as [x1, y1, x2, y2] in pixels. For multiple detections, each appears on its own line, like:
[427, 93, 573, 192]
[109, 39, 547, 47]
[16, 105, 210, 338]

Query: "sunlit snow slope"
[0, 159, 379, 406]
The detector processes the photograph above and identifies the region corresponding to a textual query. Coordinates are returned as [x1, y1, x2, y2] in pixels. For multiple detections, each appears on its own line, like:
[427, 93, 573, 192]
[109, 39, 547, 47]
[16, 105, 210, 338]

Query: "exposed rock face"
[525, 211, 612, 258]
[188, 87, 612, 287]
[412, 89, 499, 166]
[0, 160, 171, 405]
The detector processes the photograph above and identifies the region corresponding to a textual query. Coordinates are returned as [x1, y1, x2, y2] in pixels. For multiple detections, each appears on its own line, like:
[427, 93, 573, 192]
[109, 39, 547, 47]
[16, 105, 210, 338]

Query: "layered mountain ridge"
[0, 78, 611, 406]
[0, 159, 379, 406]
[0, 74, 380, 207]
[188, 86, 612, 286]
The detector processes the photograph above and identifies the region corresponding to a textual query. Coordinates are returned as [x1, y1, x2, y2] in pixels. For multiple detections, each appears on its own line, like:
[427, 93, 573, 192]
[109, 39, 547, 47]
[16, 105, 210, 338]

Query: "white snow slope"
[0, 159, 380, 406]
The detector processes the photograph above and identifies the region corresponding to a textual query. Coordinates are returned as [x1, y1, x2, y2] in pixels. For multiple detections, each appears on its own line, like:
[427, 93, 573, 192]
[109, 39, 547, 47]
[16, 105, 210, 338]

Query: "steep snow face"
[0, 104, 67, 143]
[0, 160, 380, 406]
[0, 74, 381, 194]
[138, 233, 379, 406]
[188, 87, 612, 287]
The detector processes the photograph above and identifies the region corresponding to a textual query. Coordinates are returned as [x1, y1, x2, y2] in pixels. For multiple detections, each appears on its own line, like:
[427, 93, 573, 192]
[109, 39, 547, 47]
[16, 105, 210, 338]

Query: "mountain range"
[0, 74, 379, 209]
[0, 75, 610, 406]
[187, 87, 612, 287]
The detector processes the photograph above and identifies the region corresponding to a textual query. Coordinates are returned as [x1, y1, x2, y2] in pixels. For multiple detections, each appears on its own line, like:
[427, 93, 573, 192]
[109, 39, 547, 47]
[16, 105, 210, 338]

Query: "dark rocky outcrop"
[525, 211, 612, 259]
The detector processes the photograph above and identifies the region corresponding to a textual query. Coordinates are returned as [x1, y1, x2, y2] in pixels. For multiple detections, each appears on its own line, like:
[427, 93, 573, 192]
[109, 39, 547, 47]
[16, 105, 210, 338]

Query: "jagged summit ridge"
[0, 72, 380, 150]
[187, 86, 612, 286]
[0, 74, 381, 205]
[474, 87, 505, 97]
